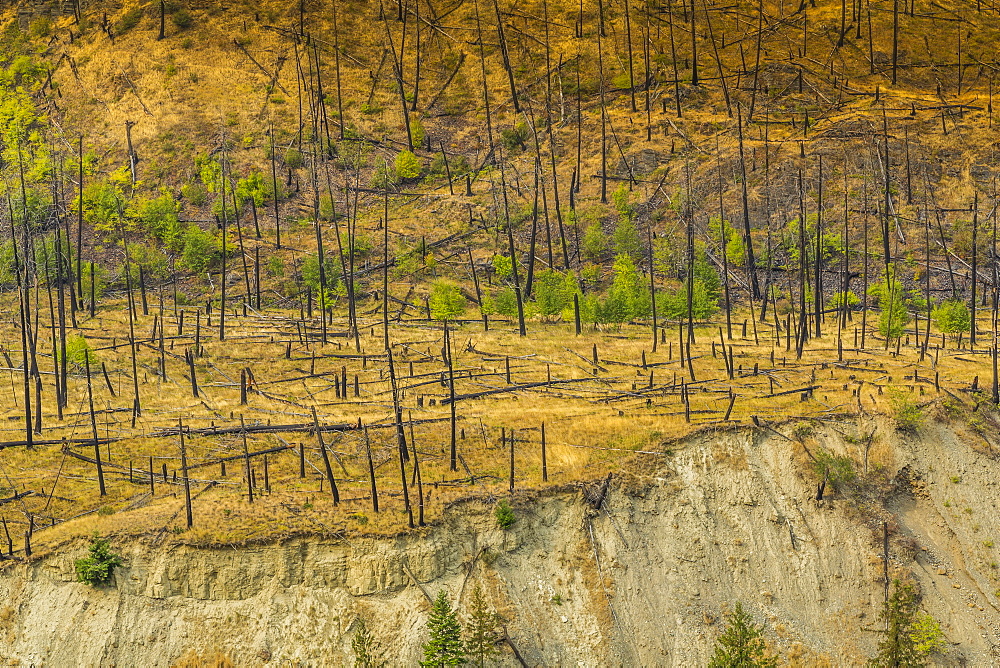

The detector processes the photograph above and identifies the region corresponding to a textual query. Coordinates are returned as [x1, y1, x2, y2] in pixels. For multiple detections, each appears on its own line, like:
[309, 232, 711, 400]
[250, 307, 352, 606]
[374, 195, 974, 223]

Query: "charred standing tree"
[736, 107, 761, 299]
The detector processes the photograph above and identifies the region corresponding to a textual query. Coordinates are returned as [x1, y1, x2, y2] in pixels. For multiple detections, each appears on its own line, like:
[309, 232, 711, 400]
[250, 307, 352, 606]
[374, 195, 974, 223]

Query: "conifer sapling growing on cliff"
[464, 585, 502, 666]
[74, 536, 124, 586]
[708, 601, 777, 667]
[421, 590, 465, 666]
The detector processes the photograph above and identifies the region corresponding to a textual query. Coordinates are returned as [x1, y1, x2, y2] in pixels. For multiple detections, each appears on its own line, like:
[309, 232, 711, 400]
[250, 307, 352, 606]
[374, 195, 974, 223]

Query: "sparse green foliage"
[421, 590, 465, 667]
[352, 618, 382, 667]
[533, 270, 580, 320]
[594, 254, 650, 324]
[179, 225, 220, 274]
[80, 261, 107, 301]
[494, 499, 515, 530]
[708, 602, 777, 668]
[491, 255, 513, 280]
[78, 169, 130, 235]
[131, 190, 182, 248]
[709, 215, 746, 267]
[430, 280, 466, 320]
[464, 586, 502, 667]
[75, 536, 124, 586]
[181, 182, 208, 205]
[613, 216, 642, 261]
[265, 256, 284, 277]
[117, 6, 144, 33]
[284, 148, 304, 170]
[830, 290, 861, 310]
[812, 449, 856, 491]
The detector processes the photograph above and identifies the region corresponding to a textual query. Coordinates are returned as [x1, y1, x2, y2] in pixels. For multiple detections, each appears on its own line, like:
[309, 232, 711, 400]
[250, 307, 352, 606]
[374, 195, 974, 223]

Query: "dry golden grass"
[0, 0, 997, 559]
[0, 269, 992, 560]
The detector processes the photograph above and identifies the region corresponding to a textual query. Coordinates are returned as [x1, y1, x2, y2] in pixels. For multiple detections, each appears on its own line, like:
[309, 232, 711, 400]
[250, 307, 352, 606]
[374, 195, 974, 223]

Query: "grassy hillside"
[0, 0, 997, 567]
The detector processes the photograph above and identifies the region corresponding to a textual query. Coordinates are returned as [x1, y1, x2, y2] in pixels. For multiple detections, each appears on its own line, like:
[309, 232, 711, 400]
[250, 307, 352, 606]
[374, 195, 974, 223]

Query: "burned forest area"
[1, 0, 1000, 664]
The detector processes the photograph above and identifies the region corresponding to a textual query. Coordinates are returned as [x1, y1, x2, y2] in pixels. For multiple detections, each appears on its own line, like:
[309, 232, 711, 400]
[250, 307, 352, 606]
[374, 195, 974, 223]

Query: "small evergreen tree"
[75, 536, 124, 586]
[870, 580, 925, 667]
[421, 590, 466, 667]
[708, 602, 777, 668]
[464, 585, 502, 666]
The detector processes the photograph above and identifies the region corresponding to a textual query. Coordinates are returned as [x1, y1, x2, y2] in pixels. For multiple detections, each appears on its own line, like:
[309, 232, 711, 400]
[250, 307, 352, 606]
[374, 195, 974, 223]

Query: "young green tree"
[430, 280, 466, 320]
[868, 265, 911, 341]
[597, 254, 650, 324]
[582, 220, 608, 262]
[932, 299, 970, 339]
[395, 150, 423, 180]
[708, 602, 777, 668]
[74, 536, 124, 586]
[464, 585, 502, 667]
[871, 580, 946, 667]
[421, 590, 465, 667]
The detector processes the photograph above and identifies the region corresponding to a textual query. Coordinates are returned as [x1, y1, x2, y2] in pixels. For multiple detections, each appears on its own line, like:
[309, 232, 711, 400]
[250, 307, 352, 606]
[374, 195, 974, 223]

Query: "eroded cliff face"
[1, 421, 998, 666]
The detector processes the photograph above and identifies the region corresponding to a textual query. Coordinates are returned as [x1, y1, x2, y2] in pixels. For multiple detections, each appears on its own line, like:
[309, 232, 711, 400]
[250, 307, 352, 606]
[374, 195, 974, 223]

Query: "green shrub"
[500, 122, 530, 151]
[29, 16, 52, 39]
[932, 299, 970, 338]
[830, 290, 860, 310]
[871, 580, 946, 666]
[533, 270, 579, 319]
[708, 215, 746, 267]
[613, 217, 642, 260]
[352, 618, 381, 667]
[284, 148, 304, 170]
[75, 537, 124, 586]
[60, 335, 97, 367]
[889, 390, 923, 432]
[131, 191, 182, 248]
[868, 265, 911, 341]
[491, 255, 513, 280]
[812, 449, 855, 491]
[181, 182, 208, 206]
[494, 499, 516, 530]
[594, 254, 651, 324]
[582, 221, 608, 262]
[410, 117, 426, 147]
[429, 281, 466, 321]
[179, 225, 219, 274]
[301, 253, 340, 293]
[117, 7, 144, 33]
[171, 8, 193, 30]
[80, 261, 107, 301]
[370, 163, 398, 190]
[266, 256, 285, 277]
[395, 150, 422, 180]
